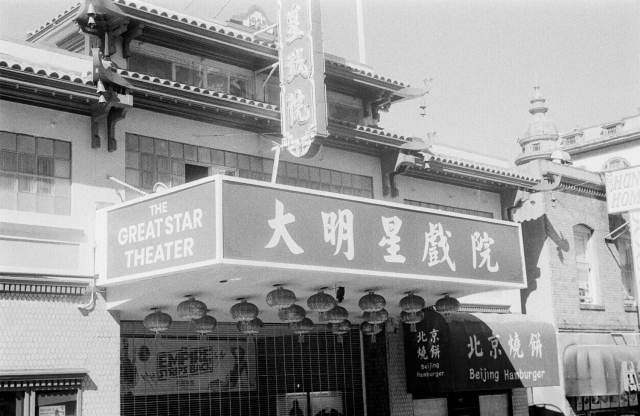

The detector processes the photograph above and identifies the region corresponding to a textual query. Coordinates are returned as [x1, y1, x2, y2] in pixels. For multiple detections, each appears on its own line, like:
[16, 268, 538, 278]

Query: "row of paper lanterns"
[143, 287, 460, 344]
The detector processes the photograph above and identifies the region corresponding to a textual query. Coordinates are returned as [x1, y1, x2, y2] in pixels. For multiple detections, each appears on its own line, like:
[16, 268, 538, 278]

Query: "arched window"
[573, 224, 597, 304]
[601, 157, 630, 172]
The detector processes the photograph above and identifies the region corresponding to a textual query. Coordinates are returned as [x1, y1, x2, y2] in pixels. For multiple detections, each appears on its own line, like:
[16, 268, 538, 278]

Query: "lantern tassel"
[298, 334, 304, 344]
[410, 323, 417, 333]
[370, 334, 376, 344]
[337, 334, 343, 344]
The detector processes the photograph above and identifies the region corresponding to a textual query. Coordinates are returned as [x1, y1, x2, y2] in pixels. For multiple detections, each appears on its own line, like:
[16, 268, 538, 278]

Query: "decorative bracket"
[91, 48, 133, 151]
[381, 136, 432, 197]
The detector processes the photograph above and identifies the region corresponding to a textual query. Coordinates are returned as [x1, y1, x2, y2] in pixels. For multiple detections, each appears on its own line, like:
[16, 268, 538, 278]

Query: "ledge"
[624, 305, 638, 313]
[580, 303, 605, 311]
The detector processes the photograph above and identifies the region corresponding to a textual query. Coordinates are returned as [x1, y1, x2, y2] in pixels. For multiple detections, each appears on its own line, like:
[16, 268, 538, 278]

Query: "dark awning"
[0, 368, 88, 390]
[564, 345, 640, 396]
[404, 311, 560, 396]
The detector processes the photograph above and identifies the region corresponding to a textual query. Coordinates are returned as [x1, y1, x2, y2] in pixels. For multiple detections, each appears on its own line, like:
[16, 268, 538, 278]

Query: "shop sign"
[98, 177, 525, 286]
[605, 166, 640, 214]
[621, 361, 639, 392]
[98, 180, 217, 281]
[403, 311, 560, 395]
[277, 0, 328, 158]
[121, 337, 256, 396]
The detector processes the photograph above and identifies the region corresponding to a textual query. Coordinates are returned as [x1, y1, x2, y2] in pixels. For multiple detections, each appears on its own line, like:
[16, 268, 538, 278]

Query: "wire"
[212, 0, 233, 19]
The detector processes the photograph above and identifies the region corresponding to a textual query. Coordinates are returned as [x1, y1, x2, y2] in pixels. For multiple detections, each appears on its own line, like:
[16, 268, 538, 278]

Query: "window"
[531, 143, 541, 152]
[327, 91, 363, 125]
[563, 137, 575, 145]
[606, 125, 618, 135]
[574, 224, 597, 304]
[602, 157, 630, 172]
[0, 132, 71, 215]
[128, 51, 253, 99]
[124, 134, 373, 200]
[618, 236, 636, 307]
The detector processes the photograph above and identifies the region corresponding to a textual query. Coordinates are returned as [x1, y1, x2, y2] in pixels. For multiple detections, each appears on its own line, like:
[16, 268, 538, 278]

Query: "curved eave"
[562, 130, 640, 156]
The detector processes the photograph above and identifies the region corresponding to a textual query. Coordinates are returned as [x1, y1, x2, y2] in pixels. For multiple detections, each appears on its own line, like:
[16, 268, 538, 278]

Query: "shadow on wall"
[520, 214, 570, 314]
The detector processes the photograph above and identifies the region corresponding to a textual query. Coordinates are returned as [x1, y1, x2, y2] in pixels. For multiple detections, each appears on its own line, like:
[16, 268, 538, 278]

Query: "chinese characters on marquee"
[465, 332, 544, 360]
[264, 199, 501, 270]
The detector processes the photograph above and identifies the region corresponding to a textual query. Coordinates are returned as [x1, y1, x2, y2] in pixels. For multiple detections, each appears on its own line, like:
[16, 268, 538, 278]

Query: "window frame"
[573, 224, 599, 305]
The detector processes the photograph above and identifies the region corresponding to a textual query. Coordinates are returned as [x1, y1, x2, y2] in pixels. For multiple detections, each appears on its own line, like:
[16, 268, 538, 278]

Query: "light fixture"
[400, 292, 425, 313]
[266, 285, 296, 309]
[143, 309, 172, 338]
[360, 321, 382, 344]
[358, 291, 386, 312]
[363, 308, 388, 332]
[278, 304, 306, 323]
[290, 318, 314, 343]
[400, 310, 424, 333]
[230, 299, 259, 321]
[177, 295, 207, 323]
[434, 294, 460, 314]
[237, 317, 263, 339]
[329, 319, 351, 343]
[193, 313, 217, 339]
[307, 290, 336, 316]
[325, 305, 349, 324]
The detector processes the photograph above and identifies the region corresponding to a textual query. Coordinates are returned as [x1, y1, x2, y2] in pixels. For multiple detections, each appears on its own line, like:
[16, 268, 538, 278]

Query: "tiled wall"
[0, 292, 121, 415]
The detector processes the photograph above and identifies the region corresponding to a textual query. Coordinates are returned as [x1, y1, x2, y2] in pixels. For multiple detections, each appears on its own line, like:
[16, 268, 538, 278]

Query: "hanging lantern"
[329, 319, 351, 343]
[177, 296, 207, 322]
[278, 304, 306, 323]
[434, 294, 460, 314]
[266, 285, 296, 309]
[364, 308, 388, 332]
[358, 291, 386, 312]
[360, 321, 382, 344]
[324, 305, 349, 324]
[143, 309, 172, 338]
[237, 317, 263, 339]
[400, 310, 425, 333]
[230, 299, 259, 321]
[307, 291, 336, 315]
[193, 313, 217, 339]
[400, 292, 425, 313]
[290, 318, 314, 343]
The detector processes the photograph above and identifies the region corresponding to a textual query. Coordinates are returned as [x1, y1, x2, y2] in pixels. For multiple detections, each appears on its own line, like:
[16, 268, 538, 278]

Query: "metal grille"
[121, 321, 365, 416]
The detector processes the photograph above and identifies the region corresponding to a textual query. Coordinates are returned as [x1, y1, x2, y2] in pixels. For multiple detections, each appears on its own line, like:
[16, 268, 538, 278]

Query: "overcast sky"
[1, 0, 638, 164]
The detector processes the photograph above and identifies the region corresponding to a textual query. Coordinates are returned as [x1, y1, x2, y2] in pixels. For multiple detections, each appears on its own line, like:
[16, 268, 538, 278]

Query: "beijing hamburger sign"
[605, 166, 640, 214]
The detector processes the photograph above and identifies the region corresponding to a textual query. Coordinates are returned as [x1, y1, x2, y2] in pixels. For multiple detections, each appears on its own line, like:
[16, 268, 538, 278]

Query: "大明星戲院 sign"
[97, 177, 525, 287]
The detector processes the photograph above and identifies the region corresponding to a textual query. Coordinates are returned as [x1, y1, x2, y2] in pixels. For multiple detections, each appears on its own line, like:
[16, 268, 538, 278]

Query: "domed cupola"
[515, 84, 559, 166]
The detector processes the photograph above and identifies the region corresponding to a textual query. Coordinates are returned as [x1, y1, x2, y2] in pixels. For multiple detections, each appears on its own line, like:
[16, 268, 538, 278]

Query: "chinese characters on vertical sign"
[277, 0, 328, 158]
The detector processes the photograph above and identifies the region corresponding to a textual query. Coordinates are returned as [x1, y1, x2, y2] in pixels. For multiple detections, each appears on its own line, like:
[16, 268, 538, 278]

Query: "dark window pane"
[54, 160, 71, 179]
[184, 144, 197, 161]
[155, 139, 169, 156]
[37, 157, 54, 176]
[237, 154, 251, 170]
[207, 72, 227, 93]
[54, 140, 71, 160]
[331, 171, 342, 186]
[125, 169, 140, 187]
[342, 173, 352, 188]
[129, 53, 172, 80]
[36, 138, 54, 156]
[250, 156, 262, 173]
[125, 133, 139, 151]
[157, 157, 170, 173]
[139, 135, 154, 154]
[198, 147, 211, 164]
[298, 165, 309, 181]
[141, 171, 155, 188]
[1, 151, 17, 171]
[309, 167, 320, 183]
[0, 172, 17, 191]
[229, 76, 247, 97]
[170, 141, 184, 159]
[287, 163, 298, 179]
[225, 152, 238, 168]
[0, 132, 16, 151]
[125, 152, 139, 169]
[37, 177, 54, 195]
[263, 159, 274, 174]
[172, 160, 185, 176]
[320, 169, 331, 184]
[211, 150, 224, 165]
[18, 174, 36, 192]
[362, 177, 373, 190]
[351, 175, 362, 189]
[18, 153, 36, 174]
[17, 134, 35, 153]
[140, 154, 155, 171]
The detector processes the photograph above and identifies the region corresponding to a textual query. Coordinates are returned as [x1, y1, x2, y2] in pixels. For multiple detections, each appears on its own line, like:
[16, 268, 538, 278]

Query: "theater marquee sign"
[96, 176, 526, 288]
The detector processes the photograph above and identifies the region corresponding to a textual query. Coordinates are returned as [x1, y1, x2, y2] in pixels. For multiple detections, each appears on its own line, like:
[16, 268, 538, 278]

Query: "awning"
[0, 368, 88, 390]
[564, 345, 640, 396]
[404, 311, 560, 396]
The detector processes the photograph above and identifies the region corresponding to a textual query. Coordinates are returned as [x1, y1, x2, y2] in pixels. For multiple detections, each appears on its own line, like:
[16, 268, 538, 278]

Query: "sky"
[1, 0, 638, 164]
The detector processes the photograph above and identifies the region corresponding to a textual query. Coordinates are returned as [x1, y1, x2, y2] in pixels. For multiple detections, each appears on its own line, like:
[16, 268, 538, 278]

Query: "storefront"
[404, 311, 560, 416]
[564, 344, 640, 416]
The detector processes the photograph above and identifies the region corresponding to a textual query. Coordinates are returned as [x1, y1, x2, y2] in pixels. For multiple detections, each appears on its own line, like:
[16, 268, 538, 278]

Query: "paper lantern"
[266, 285, 296, 309]
[230, 299, 259, 321]
[358, 291, 386, 312]
[364, 308, 388, 332]
[278, 304, 306, 323]
[290, 318, 314, 343]
[237, 317, 263, 338]
[400, 292, 425, 313]
[329, 319, 351, 343]
[307, 291, 336, 314]
[325, 305, 349, 324]
[193, 314, 217, 338]
[360, 321, 382, 344]
[177, 296, 207, 321]
[143, 309, 172, 338]
[434, 294, 460, 314]
[400, 310, 425, 333]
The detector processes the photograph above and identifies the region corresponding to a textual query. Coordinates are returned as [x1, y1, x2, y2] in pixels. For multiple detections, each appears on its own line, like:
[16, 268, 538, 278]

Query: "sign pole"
[630, 210, 640, 329]
[271, 141, 283, 184]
